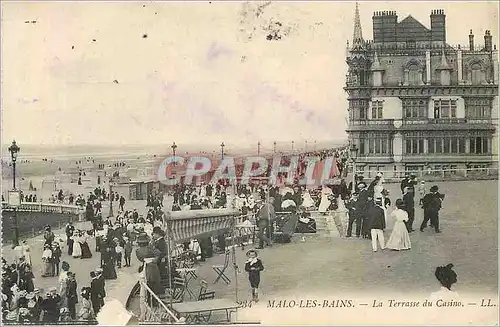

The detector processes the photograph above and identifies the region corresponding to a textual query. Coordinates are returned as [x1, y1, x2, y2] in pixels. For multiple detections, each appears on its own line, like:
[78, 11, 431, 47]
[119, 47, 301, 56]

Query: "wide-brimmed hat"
[95, 267, 103, 273]
[245, 249, 258, 257]
[430, 185, 439, 192]
[357, 182, 367, 188]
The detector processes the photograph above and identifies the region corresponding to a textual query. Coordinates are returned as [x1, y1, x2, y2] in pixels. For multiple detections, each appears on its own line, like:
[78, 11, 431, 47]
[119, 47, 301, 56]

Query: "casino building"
[344, 4, 499, 177]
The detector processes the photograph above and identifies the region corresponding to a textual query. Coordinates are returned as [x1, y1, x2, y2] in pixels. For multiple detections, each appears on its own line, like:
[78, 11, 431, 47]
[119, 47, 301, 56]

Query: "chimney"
[430, 9, 446, 42]
[469, 30, 474, 51]
[484, 30, 492, 52]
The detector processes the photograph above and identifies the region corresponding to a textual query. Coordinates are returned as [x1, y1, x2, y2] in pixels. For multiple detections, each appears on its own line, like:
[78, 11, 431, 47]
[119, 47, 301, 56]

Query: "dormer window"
[471, 63, 482, 85]
[403, 58, 424, 86]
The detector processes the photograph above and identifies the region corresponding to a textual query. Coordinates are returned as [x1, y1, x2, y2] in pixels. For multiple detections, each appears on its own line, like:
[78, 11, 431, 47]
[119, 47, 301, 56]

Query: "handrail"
[138, 280, 181, 323]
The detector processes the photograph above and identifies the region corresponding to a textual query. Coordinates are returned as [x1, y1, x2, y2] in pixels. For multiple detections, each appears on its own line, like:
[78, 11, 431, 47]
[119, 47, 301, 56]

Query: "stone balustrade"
[1, 202, 82, 215]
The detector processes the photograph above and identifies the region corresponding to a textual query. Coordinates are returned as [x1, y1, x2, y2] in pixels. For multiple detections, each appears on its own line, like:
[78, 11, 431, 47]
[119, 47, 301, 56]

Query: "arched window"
[407, 64, 421, 86]
[470, 62, 483, 85]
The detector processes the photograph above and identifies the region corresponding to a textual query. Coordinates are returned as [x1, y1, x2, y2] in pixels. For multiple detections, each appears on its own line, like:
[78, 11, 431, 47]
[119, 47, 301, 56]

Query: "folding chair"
[164, 277, 186, 303]
[198, 280, 216, 301]
[212, 250, 231, 284]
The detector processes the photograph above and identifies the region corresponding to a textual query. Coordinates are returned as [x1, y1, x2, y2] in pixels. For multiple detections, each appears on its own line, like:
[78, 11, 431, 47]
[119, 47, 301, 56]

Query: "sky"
[1, 1, 498, 147]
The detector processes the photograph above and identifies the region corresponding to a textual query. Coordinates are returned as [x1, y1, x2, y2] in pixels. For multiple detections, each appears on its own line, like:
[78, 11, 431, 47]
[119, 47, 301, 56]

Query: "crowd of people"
[344, 172, 445, 252]
[2, 144, 454, 323]
[2, 253, 99, 323]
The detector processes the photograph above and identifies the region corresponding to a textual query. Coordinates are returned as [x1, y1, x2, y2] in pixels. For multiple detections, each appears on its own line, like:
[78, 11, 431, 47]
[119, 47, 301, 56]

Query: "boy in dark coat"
[244, 249, 264, 302]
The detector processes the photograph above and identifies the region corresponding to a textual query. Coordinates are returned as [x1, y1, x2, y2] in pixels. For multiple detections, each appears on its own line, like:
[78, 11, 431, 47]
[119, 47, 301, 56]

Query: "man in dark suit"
[89, 271, 102, 314]
[356, 182, 370, 238]
[403, 186, 415, 232]
[65, 222, 75, 255]
[345, 192, 360, 237]
[420, 185, 444, 233]
[66, 272, 78, 319]
[95, 268, 106, 308]
[400, 173, 410, 194]
[257, 198, 275, 249]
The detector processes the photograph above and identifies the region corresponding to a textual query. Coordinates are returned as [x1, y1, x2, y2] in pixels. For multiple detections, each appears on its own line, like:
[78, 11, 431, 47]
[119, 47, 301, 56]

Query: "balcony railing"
[350, 119, 394, 126]
[429, 118, 467, 124]
[466, 118, 494, 124]
[403, 118, 493, 125]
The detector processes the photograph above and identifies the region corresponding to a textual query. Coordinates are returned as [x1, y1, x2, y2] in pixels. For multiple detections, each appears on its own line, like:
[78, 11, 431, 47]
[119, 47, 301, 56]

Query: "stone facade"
[344, 5, 499, 178]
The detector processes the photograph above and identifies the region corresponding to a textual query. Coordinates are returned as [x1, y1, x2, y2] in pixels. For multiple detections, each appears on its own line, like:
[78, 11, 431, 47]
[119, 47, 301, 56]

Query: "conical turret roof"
[436, 50, 453, 70]
[370, 52, 384, 71]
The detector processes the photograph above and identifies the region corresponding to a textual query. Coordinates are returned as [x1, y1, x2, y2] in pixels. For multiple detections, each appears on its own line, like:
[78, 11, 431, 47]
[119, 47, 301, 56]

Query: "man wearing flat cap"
[420, 185, 444, 233]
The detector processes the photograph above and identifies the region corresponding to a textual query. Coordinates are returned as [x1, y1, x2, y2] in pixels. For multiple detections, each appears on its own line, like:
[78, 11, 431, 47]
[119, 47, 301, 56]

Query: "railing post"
[140, 279, 147, 322]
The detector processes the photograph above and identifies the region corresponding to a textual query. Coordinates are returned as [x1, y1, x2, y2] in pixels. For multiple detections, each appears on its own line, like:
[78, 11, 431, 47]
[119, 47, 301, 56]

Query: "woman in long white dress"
[386, 199, 411, 251]
[72, 234, 82, 258]
[318, 186, 333, 214]
[301, 190, 315, 209]
[22, 241, 32, 266]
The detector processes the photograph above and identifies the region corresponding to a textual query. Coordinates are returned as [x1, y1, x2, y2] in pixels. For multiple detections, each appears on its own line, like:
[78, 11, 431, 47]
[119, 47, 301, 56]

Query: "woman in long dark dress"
[101, 246, 117, 280]
[79, 232, 93, 259]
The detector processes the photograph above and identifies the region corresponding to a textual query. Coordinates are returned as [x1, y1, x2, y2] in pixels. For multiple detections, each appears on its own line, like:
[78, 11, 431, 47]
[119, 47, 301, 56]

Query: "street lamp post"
[305, 140, 308, 152]
[257, 141, 261, 155]
[349, 143, 359, 194]
[8, 140, 21, 246]
[171, 142, 177, 166]
[291, 141, 294, 152]
[273, 141, 277, 154]
[221, 142, 225, 159]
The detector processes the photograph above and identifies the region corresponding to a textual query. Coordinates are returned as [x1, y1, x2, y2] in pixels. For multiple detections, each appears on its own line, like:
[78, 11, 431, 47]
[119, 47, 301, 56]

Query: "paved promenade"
[3, 180, 497, 324]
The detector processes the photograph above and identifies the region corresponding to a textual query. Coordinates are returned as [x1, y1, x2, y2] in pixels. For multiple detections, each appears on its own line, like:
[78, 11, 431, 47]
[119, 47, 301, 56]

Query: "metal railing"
[1, 202, 82, 215]
[138, 279, 182, 324]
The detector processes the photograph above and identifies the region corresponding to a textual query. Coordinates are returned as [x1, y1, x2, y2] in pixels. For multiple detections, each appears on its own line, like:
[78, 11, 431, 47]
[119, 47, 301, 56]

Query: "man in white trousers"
[368, 197, 386, 252]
